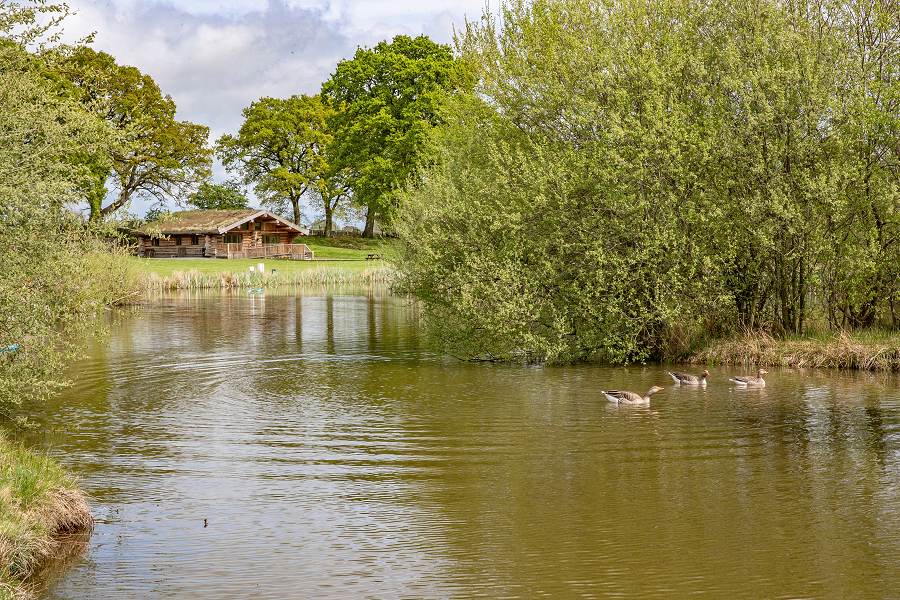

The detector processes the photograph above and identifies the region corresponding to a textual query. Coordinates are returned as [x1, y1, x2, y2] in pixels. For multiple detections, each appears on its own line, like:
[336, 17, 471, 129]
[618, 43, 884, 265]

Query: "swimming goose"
[602, 386, 664, 405]
[667, 369, 709, 386]
[729, 369, 768, 387]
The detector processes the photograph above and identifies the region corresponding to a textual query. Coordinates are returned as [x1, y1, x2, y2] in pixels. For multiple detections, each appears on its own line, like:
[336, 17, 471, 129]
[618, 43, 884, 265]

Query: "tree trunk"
[88, 196, 102, 222]
[363, 205, 376, 238]
[99, 190, 131, 219]
[324, 203, 333, 237]
[291, 196, 301, 226]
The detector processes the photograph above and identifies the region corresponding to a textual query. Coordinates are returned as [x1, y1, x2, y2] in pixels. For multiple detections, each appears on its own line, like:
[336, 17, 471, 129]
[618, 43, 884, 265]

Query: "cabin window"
[240, 222, 250, 230]
[191, 235, 200, 245]
[151, 237, 160, 247]
[254, 221, 262, 231]
[263, 234, 280, 245]
[223, 233, 242, 244]
[175, 235, 182, 246]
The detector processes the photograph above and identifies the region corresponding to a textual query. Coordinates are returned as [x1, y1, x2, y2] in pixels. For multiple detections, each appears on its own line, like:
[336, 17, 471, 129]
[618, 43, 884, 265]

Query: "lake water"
[22, 289, 900, 599]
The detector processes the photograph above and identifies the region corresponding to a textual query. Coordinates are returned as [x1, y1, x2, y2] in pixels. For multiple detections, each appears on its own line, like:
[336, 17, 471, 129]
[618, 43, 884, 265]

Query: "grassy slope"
[128, 238, 399, 290]
[0, 436, 92, 599]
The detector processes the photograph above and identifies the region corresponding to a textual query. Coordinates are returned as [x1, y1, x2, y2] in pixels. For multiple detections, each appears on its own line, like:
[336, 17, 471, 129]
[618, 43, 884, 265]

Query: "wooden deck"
[220, 243, 314, 260]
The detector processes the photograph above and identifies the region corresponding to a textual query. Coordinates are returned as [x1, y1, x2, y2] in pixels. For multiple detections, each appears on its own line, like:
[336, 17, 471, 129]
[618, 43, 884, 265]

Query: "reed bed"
[0, 436, 92, 599]
[140, 266, 396, 291]
[691, 331, 900, 372]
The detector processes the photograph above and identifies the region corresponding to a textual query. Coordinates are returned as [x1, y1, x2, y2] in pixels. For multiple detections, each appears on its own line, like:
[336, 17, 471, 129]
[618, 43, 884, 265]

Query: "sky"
[61, 0, 489, 219]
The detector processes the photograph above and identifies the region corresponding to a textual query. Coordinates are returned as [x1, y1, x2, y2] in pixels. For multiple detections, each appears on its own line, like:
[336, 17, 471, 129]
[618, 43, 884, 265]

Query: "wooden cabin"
[136, 209, 313, 259]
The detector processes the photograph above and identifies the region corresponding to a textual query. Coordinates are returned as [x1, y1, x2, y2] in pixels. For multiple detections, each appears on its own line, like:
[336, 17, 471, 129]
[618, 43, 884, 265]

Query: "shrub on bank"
[396, 0, 899, 364]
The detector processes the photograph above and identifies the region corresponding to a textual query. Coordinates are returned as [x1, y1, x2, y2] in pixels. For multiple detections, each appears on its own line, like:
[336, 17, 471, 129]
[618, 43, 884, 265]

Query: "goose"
[667, 369, 709, 386]
[729, 369, 768, 387]
[602, 386, 664, 405]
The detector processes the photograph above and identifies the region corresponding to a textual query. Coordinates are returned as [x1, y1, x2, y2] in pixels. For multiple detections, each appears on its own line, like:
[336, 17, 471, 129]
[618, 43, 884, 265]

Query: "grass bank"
[129, 257, 396, 291]
[301, 236, 398, 260]
[0, 436, 91, 600]
[689, 330, 900, 372]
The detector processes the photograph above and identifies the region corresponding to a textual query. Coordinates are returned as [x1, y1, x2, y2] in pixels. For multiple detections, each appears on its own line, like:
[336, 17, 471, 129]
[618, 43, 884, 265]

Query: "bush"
[396, 0, 899, 364]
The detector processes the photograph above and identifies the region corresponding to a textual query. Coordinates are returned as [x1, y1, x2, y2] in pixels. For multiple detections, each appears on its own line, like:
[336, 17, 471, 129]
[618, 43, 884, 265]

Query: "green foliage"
[55, 46, 212, 221]
[321, 35, 464, 236]
[144, 206, 171, 223]
[188, 181, 249, 210]
[217, 94, 334, 225]
[397, 0, 900, 364]
[0, 8, 140, 413]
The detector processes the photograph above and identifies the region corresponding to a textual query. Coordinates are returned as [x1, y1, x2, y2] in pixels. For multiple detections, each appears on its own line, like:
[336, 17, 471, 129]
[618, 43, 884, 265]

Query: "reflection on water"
[18, 288, 900, 599]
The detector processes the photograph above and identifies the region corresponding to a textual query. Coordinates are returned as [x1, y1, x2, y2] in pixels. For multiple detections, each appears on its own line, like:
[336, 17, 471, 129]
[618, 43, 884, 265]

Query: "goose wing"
[668, 371, 697, 384]
[729, 375, 751, 384]
[603, 390, 642, 403]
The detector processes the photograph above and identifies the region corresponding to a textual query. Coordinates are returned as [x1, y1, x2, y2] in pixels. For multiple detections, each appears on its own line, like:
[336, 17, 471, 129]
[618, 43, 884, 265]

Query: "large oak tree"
[216, 94, 330, 226]
[321, 35, 462, 237]
[58, 47, 212, 221]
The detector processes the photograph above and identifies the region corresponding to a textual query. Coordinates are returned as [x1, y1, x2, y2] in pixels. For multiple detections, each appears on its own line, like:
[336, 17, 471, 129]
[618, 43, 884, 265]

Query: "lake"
[23, 288, 900, 599]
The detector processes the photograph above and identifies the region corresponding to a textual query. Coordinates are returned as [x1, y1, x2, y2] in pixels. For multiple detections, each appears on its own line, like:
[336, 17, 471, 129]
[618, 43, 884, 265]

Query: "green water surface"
[23, 288, 900, 599]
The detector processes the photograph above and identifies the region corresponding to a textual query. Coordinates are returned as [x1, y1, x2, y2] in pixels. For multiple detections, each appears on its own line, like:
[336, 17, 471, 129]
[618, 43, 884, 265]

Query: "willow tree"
[0, 7, 135, 412]
[821, 0, 900, 328]
[396, 0, 898, 364]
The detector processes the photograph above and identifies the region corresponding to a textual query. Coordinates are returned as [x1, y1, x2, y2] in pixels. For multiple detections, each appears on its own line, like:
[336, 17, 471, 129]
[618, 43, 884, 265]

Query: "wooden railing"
[219, 243, 314, 260]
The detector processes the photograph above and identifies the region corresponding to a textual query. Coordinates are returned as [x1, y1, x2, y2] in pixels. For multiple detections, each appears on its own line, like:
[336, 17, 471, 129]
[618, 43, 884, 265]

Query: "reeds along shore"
[690, 331, 900, 372]
[140, 266, 396, 291]
[0, 436, 92, 600]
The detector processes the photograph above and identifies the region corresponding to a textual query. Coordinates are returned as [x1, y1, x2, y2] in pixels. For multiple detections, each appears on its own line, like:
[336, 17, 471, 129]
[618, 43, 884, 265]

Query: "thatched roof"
[138, 209, 304, 235]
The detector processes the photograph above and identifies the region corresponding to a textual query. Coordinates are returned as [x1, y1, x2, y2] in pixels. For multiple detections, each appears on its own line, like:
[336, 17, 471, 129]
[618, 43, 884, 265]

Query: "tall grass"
[691, 330, 900, 372]
[140, 266, 396, 291]
[0, 435, 92, 598]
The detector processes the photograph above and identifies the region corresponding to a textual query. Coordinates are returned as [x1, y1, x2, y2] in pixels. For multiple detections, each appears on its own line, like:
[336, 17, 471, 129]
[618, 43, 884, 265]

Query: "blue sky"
[62, 0, 489, 220]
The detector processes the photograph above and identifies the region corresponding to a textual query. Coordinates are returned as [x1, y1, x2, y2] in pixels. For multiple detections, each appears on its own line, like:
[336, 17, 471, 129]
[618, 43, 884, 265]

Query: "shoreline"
[688, 331, 900, 372]
[0, 436, 92, 600]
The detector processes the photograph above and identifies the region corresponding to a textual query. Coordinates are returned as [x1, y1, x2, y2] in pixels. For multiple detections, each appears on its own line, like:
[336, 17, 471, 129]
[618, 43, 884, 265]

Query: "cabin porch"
[218, 242, 313, 260]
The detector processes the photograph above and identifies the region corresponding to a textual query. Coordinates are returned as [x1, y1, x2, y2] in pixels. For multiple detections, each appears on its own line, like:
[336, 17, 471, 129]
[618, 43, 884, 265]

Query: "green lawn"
[129, 237, 399, 283]
[301, 236, 399, 259]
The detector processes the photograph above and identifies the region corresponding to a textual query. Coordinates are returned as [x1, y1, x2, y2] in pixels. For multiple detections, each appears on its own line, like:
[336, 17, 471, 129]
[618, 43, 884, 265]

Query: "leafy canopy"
[188, 181, 249, 210]
[56, 46, 212, 220]
[321, 34, 463, 234]
[397, 0, 900, 364]
[0, 7, 137, 413]
[217, 94, 330, 225]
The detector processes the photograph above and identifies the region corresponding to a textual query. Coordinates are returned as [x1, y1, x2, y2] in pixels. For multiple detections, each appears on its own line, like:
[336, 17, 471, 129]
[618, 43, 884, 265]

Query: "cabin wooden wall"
[138, 235, 208, 258]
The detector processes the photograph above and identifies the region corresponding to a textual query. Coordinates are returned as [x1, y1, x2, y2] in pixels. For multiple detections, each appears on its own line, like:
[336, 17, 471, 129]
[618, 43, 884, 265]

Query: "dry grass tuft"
[691, 330, 900, 371]
[0, 436, 92, 597]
